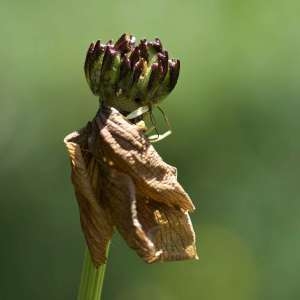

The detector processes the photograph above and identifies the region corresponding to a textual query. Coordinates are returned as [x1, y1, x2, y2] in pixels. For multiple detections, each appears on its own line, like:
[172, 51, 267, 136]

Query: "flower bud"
[84, 33, 180, 113]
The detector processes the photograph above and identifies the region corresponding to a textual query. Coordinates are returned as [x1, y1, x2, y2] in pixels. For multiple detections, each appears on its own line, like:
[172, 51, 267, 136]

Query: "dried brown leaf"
[136, 195, 198, 262]
[103, 167, 197, 262]
[94, 106, 195, 212]
[64, 106, 198, 266]
[64, 131, 114, 267]
[102, 168, 159, 262]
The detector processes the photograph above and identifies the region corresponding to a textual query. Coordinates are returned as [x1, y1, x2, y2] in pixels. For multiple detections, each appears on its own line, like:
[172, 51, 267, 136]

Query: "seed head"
[84, 33, 180, 114]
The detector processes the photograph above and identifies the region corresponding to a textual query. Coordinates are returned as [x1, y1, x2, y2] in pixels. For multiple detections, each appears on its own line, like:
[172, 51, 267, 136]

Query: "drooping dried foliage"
[64, 106, 197, 267]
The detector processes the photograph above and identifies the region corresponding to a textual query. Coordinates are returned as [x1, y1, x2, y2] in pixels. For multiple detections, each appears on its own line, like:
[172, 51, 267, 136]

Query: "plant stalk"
[77, 245, 110, 300]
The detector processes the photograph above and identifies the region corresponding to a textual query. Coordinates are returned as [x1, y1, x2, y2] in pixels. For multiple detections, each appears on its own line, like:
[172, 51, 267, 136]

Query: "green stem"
[77, 245, 110, 300]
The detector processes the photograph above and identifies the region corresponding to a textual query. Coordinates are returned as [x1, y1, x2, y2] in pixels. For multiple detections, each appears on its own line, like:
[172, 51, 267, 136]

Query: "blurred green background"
[1, 0, 300, 299]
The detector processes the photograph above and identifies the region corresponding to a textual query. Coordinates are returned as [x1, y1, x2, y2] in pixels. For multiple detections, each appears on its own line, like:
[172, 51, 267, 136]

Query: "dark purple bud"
[87, 41, 106, 86]
[148, 63, 160, 90]
[119, 56, 131, 79]
[154, 38, 163, 52]
[157, 51, 168, 79]
[93, 40, 101, 54]
[84, 42, 94, 78]
[139, 39, 149, 61]
[91, 41, 105, 60]
[130, 47, 140, 69]
[169, 59, 180, 91]
[157, 59, 164, 77]
[132, 58, 145, 84]
[114, 33, 126, 47]
[101, 47, 118, 74]
[114, 33, 135, 54]
[87, 42, 95, 55]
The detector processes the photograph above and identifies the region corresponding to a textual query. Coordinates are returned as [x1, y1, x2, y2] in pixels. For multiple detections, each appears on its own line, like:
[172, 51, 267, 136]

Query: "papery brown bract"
[64, 106, 197, 267]
[65, 130, 114, 266]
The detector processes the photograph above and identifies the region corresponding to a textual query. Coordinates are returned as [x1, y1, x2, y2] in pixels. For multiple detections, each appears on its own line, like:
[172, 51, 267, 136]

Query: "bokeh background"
[1, 0, 300, 299]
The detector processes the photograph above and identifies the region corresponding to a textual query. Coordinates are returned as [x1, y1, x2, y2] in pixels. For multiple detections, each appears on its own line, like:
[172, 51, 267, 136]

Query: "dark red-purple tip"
[153, 38, 163, 52]
[133, 58, 145, 84]
[93, 40, 101, 54]
[169, 59, 180, 91]
[120, 56, 131, 79]
[157, 51, 168, 79]
[129, 47, 140, 69]
[114, 33, 135, 54]
[148, 63, 160, 90]
[139, 39, 149, 61]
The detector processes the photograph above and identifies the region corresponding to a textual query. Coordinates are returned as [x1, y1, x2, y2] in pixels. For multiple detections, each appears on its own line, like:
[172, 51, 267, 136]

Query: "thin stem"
[77, 245, 110, 300]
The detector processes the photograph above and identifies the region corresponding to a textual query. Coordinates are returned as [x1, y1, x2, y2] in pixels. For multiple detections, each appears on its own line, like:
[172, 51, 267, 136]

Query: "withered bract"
[64, 106, 198, 267]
